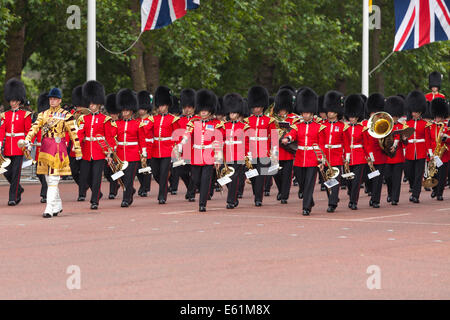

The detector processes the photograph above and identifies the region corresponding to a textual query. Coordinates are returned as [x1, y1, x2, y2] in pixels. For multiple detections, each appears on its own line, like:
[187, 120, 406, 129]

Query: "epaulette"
[362, 126, 369, 132]
[215, 121, 225, 129]
[148, 115, 154, 122]
[243, 123, 250, 130]
[139, 121, 145, 128]
[243, 117, 249, 123]
[0, 112, 4, 120]
[172, 115, 180, 123]
[110, 121, 117, 128]
[25, 111, 32, 118]
[425, 120, 432, 128]
[268, 117, 275, 124]
[319, 124, 327, 132]
[103, 115, 112, 123]
[343, 123, 350, 131]
[290, 124, 298, 131]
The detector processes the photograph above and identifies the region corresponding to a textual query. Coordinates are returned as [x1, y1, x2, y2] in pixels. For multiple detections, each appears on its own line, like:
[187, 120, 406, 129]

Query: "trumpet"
[95, 134, 127, 190]
[311, 143, 340, 181]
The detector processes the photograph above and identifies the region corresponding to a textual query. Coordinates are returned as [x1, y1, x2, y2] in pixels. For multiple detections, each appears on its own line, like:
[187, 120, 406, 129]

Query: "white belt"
[145, 138, 154, 143]
[154, 137, 172, 141]
[117, 141, 138, 146]
[324, 144, 342, 149]
[6, 132, 24, 137]
[408, 139, 425, 143]
[193, 144, 214, 149]
[350, 144, 363, 149]
[298, 146, 320, 151]
[85, 136, 104, 141]
[225, 140, 243, 145]
[249, 137, 268, 141]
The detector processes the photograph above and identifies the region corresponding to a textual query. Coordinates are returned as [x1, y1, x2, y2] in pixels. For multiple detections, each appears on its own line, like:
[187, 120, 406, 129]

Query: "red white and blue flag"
[394, 0, 450, 51]
[141, 0, 200, 32]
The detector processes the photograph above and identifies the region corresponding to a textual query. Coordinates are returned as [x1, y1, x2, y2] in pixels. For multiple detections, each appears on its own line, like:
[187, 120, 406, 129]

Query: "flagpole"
[87, 0, 96, 81]
[362, 0, 369, 96]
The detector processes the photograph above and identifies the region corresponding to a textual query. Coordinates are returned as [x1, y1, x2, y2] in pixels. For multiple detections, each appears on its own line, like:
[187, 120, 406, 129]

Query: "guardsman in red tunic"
[103, 93, 121, 199]
[362, 93, 386, 208]
[429, 98, 450, 201]
[425, 71, 445, 102]
[343, 95, 369, 210]
[174, 88, 197, 201]
[384, 96, 409, 206]
[222, 93, 247, 209]
[77, 81, 116, 210]
[34, 93, 50, 203]
[404, 91, 432, 203]
[243, 86, 277, 207]
[110, 89, 147, 208]
[147, 86, 180, 204]
[272, 88, 297, 204]
[322, 90, 347, 212]
[282, 87, 326, 216]
[136, 90, 153, 197]
[0, 78, 32, 206]
[181, 89, 224, 212]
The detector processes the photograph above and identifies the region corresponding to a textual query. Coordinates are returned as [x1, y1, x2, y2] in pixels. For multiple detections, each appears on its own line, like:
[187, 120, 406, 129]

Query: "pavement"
[0, 180, 449, 300]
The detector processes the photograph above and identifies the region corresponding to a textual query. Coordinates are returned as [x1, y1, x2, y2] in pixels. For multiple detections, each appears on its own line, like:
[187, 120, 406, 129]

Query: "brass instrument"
[0, 153, 11, 174]
[244, 155, 254, 184]
[139, 153, 152, 175]
[342, 160, 355, 180]
[423, 123, 447, 188]
[311, 143, 340, 181]
[95, 134, 128, 190]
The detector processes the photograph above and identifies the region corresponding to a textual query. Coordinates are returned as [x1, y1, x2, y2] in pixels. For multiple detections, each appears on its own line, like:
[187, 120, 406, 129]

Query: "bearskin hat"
[431, 98, 448, 119]
[384, 96, 405, 118]
[180, 88, 196, 108]
[82, 80, 105, 105]
[247, 86, 269, 110]
[137, 90, 153, 111]
[37, 93, 49, 113]
[105, 93, 119, 115]
[366, 93, 385, 115]
[344, 94, 364, 121]
[429, 71, 442, 90]
[154, 86, 173, 108]
[223, 93, 244, 115]
[4, 78, 26, 103]
[195, 89, 216, 114]
[318, 95, 326, 114]
[294, 87, 317, 114]
[274, 89, 294, 114]
[116, 88, 137, 112]
[71, 85, 86, 107]
[405, 90, 427, 114]
[279, 84, 295, 94]
[242, 98, 250, 118]
[169, 95, 181, 115]
[324, 90, 344, 117]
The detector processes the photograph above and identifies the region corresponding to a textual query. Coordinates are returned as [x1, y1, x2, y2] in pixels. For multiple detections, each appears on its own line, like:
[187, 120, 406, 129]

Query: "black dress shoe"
[409, 188, 413, 193]
[340, 185, 347, 190]
[372, 202, 380, 208]
[391, 201, 398, 205]
[367, 192, 372, 197]
[234, 200, 239, 208]
[369, 199, 374, 207]
[140, 192, 148, 197]
[199, 206, 206, 212]
[121, 201, 129, 207]
[348, 202, 353, 209]
[108, 194, 116, 200]
[387, 196, 392, 203]
[437, 195, 443, 201]
[171, 190, 178, 195]
[188, 198, 195, 202]
[40, 197, 47, 203]
[8, 201, 16, 206]
[298, 192, 303, 199]
[403, 176, 408, 183]
[43, 213, 52, 218]
[281, 199, 288, 204]
[237, 194, 243, 199]
[77, 196, 86, 202]
[350, 203, 358, 210]
[409, 196, 419, 203]
[431, 190, 436, 198]
[90, 204, 98, 210]
[321, 185, 326, 191]
[158, 199, 166, 204]
[226, 203, 234, 209]
[255, 201, 262, 207]
[302, 209, 310, 216]
[424, 187, 431, 191]
[327, 205, 336, 213]
[277, 193, 282, 200]
[264, 191, 270, 197]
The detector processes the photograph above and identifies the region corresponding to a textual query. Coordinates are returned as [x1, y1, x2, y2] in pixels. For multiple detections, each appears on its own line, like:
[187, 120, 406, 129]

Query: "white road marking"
[433, 240, 443, 243]
[152, 228, 160, 231]
[289, 234, 298, 237]
[338, 236, 347, 239]
[388, 238, 396, 241]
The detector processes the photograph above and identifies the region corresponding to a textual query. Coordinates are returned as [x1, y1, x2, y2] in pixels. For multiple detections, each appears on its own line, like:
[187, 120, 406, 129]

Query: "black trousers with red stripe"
[225, 163, 244, 205]
[122, 161, 139, 204]
[273, 160, 294, 201]
[347, 164, 365, 205]
[191, 165, 214, 207]
[4, 155, 23, 202]
[79, 159, 105, 204]
[150, 157, 171, 201]
[250, 157, 271, 203]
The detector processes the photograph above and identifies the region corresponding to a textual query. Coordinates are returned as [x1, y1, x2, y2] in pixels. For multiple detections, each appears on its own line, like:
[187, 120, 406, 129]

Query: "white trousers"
[45, 175, 62, 215]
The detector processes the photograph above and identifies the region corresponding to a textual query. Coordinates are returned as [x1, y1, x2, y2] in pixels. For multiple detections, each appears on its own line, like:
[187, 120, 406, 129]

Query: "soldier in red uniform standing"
[222, 93, 247, 209]
[110, 89, 147, 207]
[136, 90, 153, 197]
[343, 94, 369, 210]
[244, 86, 277, 207]
[282, 87, 326, 216]
[272, 88, 297, 204]
[182, 89, 223, 212]
[384, 96, 409, 206]
[429, 98, 449, 201]
[362, 93, 386, 208]
[425, 71, 445, 102]
[404, 91, 432, 203]
[77, 81, 116, 210]
[0, 78, 32, 206]
[322, 90, 347, 212]
[148, 86, 180, 204]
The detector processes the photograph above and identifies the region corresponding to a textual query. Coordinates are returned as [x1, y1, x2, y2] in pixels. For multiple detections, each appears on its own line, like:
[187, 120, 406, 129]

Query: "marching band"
[0, 72, 449, 218]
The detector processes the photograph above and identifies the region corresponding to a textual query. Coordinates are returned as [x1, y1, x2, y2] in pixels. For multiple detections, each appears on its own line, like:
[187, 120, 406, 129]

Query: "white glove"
[142, 148, 148, 158]
[247, 152, 253, 163]
[76, 156, 82, 161]
[369, 152, 375, 162]
[345, 153, 351, 162]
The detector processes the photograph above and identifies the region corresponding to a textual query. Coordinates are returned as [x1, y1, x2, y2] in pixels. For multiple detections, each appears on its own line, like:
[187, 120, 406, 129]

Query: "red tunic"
[429, 122, 450, 163]
[112, 119, 147, 162]
[404, 119, 432, 160]
[140, 116, 153, 160]
[322, 120, 347, 166]
[0, 109, 32, 156]
[362, 119, 387, 165]
[278, 114, 299, 161]
[343, 123, 369, 166]
[223, 120, 247, 162]
[148, 113, 180, 158]
[243, 115, 277, 159]
[425, 92, 445, 102]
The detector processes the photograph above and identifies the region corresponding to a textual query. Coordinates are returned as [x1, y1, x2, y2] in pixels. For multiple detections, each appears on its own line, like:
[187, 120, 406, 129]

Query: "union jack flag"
[394, 0, 450, 51]
[141, 0, 200, 32]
